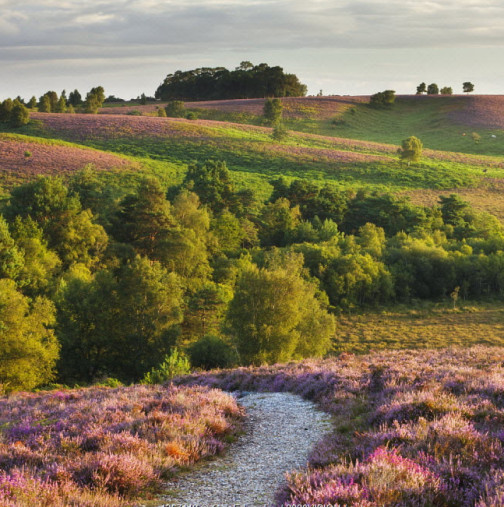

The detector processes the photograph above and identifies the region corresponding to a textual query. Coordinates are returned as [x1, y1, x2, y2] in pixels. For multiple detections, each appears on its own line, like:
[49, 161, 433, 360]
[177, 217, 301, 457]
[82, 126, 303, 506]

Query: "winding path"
[158, 392, 332, 506]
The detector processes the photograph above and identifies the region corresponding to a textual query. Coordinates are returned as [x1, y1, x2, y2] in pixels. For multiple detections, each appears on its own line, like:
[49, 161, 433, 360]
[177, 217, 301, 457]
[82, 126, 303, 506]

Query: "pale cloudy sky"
[1, 0, 504, 100]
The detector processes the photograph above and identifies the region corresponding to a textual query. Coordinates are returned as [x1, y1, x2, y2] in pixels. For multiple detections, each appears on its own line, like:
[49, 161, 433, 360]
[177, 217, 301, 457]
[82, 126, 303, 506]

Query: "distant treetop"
[155, 62, 307, 101]
[463, 82, 475, 93]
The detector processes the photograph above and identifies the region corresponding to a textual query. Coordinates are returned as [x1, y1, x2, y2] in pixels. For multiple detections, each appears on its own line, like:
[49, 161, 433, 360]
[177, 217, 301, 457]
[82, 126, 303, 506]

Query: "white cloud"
[74, 13, 117, 25]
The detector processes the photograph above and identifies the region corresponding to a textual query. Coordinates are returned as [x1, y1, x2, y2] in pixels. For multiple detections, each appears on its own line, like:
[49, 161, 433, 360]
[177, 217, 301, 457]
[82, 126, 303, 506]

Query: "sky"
[1, 0, 504, 100]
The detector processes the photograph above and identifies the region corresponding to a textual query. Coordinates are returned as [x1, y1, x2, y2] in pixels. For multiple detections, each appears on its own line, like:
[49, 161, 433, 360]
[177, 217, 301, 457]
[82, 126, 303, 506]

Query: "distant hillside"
[100, 94, 504, 157]
[0, 133, 133, 187]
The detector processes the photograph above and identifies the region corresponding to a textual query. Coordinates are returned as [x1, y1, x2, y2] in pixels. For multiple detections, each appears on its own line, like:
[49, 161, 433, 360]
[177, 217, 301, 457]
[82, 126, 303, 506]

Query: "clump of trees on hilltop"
[155, 61, 307, 101]
[0, 87, 106, 122]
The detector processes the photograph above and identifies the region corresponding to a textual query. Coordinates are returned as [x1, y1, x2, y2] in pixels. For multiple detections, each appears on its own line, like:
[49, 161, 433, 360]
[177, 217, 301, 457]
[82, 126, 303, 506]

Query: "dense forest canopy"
[1, 162, 504, 391]
[155, 62, 307, 101]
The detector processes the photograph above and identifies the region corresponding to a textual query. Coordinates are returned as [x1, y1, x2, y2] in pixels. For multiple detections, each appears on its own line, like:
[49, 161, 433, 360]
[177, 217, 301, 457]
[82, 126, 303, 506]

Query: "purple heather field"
[3, 346, 504, 505]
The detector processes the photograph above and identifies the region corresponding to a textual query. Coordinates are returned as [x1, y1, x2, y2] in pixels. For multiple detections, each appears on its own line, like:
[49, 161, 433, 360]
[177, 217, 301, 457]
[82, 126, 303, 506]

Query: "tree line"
[155, 61, 307, 101]
[1, 163, 504, 392]
[416, 82, 474, 95]
[0, 87, 106, 125]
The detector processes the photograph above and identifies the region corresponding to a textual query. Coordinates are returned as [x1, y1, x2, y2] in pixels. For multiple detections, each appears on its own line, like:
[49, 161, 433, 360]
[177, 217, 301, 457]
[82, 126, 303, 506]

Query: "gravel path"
[158, 392, 332, 506]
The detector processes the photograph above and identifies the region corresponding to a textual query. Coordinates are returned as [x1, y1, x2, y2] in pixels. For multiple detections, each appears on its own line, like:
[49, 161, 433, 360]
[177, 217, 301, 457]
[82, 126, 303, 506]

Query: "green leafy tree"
[259, 198, 301, 247]
[370, 90, 396, 108]
[10, 216, 61, 297]
[141, 349, 190, 384]
[263, 98, 283, 125]
[57, 257, 184, 383]
[157, 107, 167, 117]
[271, 123, 289, 140]
[165, 100, 186, 117]
[183, 160, 241, 214]
[427, 83, 439, 95]
[226, 252, 335, 364]
[0, 215, 24, 280]
[0, 99, 13, 122]
[416, 82, 426, 94]
[183, 282, 232, 341]
[45, 91, 59, 110]
[55, 95, 67, 113]
[114, 177, 176, 258]
[68, 89, 82, 107]
[463, 82, 474, 93]
[10, 103, 30, 127]
[0, 279, 58, 392]
[84, 86, 105, 113]
[6, 176, 107, 268]
[440, 86, 453, 95]
[397, 136, 423, 165]
[27, 96, 37, 109]
[38, 94, 51, 113]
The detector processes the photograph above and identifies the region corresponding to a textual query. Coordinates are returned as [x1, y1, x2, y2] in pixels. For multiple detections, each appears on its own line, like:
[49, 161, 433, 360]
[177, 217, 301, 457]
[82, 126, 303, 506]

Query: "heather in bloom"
[0, 384, 242, 505]
[178, 346, 504, 505]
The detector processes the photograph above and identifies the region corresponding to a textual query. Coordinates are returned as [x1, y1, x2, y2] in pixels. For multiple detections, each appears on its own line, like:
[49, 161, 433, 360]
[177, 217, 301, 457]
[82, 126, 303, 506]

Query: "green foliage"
[0, 215, 24, 280]
[226, 252, 335, 364]
[398, 135, 423, 164]
[427, 83, 439, 95]
[68, 89, 82, 107]
[263, 98, 283, 126]
[182, 159, 251, 215]
[0, 99, 14, 122]
[156, 63, 307, 101]
[27, 96, 37, 109]
[10, 103, 30, 128]
[6, 176, 108, 268]
[0, 278, 58, 392]
[157, 107, 167, 117]
[141, 348, 190, 384]
[187, 335, 237, 369]
[271, 123, 289, 140]
[84, 86, 105, 114]
[9, 216, 61, 296]
[440, 86, 453, 95]
[370, 90, 396, 108]
[55, 96, 67, 113]
[57, 257, 184, 383]
[38, 95, 51, 113]
[416, 82, 426, 94]
[259, 197, 301, 247]
[463, 82, 474, 93]
[342, 191, 428, 236]
[165, 101, 186, 118]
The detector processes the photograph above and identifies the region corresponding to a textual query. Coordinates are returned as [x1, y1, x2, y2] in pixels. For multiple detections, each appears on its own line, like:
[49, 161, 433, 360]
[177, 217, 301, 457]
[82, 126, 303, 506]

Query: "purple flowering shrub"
[0, 384, 242, 505]
[177, 346, 504, 505]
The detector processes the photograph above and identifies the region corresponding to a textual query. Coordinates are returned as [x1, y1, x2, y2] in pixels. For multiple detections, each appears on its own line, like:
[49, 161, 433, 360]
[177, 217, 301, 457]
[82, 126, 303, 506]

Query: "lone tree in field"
[427, 83, 439, 95]
[416, 82, 426, 94]
[398, 136, 423, 165]
[165, 100, 185, 118]
[370, 90, 396, 108]
[463, 82, 474, 93]
[263, 98, 283, 125]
